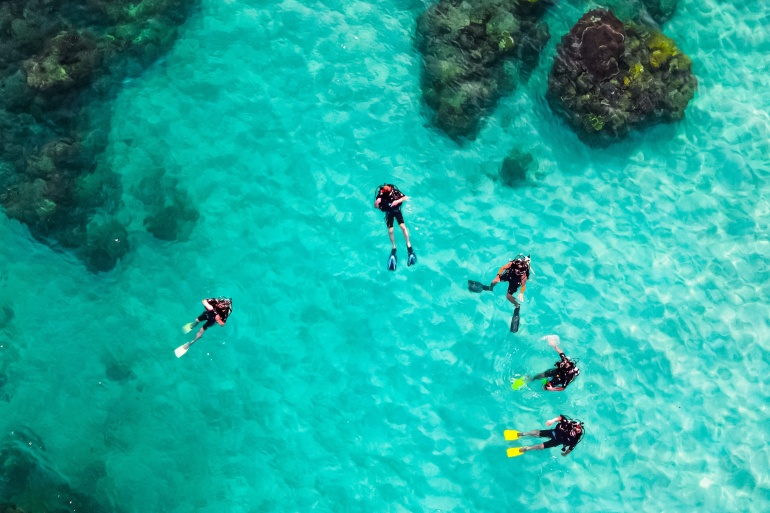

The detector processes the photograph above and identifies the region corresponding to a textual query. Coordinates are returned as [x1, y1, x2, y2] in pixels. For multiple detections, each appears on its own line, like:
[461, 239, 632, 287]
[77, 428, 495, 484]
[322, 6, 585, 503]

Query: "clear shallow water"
[1, 0, 769, 511]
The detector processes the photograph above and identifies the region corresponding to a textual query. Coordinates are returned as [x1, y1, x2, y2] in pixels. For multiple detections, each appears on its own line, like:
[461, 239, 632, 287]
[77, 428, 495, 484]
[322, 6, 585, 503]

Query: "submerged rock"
[499, 148, 537, 187]
[103, 356, 136, 382]
[546, 9, 696, 146]
[83, 217, 129, 272]
[0, 430, 113, 512]
[22, 31, 101, 93]
[0, 0, 200, 271]
[0, 305, 12, 328]
[416, 0, 552, 140]
[142, 187, 199, 242]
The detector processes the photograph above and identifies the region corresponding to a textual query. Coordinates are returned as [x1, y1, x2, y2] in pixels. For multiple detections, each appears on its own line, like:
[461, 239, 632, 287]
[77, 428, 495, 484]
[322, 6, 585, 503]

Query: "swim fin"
[504, 430, 520, 441]
[182, 322, 195, 334]
[510, 306, 520, 333]
[387, 249, 397, 271]
[174, 342, 192, 358]
[468, 280, 491, 293]
[407, 248, 416, 267]
[507, 447, 525, 458]
[511, 378, 527, 391]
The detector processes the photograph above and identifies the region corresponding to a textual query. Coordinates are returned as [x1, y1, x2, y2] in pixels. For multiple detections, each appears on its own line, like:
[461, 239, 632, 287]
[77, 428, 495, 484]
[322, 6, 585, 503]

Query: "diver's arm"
[545, 416, 563, 427]
[215, 314, 225, 326]
[561, 446, 574, 457]
[490, 263, 511, 289]
[391, 195, 408, 207]
[202, 299, 214, 311]
[545, 383, 565, 392]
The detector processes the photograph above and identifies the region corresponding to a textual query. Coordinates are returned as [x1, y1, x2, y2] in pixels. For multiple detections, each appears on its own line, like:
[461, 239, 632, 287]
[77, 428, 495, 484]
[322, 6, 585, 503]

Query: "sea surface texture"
[1, 0, 769, 512]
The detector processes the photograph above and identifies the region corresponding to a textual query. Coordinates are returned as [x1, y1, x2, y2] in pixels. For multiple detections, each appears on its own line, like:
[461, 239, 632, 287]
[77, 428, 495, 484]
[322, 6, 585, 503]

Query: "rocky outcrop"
[0, 0, 200, 271]
[0, 429, 114, 512]
[546, 9, 697, 145]
[416, 0, 552, 140]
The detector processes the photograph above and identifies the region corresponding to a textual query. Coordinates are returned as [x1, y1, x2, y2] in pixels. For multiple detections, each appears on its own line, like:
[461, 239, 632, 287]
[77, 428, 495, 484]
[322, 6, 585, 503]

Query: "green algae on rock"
[416, 0, 552, 140]
[546, 9, 696, 146]
[0, 0, 200, 272]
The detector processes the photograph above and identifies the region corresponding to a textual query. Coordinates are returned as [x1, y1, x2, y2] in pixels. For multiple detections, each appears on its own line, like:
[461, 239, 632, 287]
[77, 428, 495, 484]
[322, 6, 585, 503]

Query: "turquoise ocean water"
[1, 0, 769, 511]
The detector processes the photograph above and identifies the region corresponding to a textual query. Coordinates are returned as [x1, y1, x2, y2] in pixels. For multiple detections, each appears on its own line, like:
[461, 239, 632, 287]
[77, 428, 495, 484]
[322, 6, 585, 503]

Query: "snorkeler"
[530, 335, 580, 391]
[489, 254, 532, 307]
[373, 183, 415, 271]
[504, 415, 584, 458]
[175, 297, 233, 358]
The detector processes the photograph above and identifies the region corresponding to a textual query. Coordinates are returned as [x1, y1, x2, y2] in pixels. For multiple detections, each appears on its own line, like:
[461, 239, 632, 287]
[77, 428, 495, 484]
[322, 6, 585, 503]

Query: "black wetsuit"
[500, 260, 530, 295]
[375, 185, 405, 228]
[538, 353, 580, 389]
[197, 298, 231, 330]
[537, 419, 583, 451]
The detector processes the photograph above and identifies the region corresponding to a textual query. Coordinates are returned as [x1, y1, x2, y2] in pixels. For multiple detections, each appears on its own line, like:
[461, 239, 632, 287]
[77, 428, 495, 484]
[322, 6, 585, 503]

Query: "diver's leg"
[519, 443, 546, 453]
[399, 222, 412, 249]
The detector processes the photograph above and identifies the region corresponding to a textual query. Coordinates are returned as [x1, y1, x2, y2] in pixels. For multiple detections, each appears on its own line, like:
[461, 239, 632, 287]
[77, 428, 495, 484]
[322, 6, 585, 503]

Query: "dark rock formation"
[416, 0, 552, 140]
[84, 217, 129, 272]
[103, 356, 136, 382]
[0, 0, 200, 271]
[22, 32, 101, 93]
[133, 171, 200, 242]
[0, 429, 113, 512]
[0, 305, 13, 328]
[499, 148, 536, 187]
[546, 9, 696, 146]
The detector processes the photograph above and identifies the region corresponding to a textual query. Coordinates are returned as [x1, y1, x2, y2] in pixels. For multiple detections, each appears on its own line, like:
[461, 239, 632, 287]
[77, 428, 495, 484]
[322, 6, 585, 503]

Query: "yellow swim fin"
[507, 447, 525, 458]
[182, 322, 195, 334]
[504, 430, 520, 441]
[511, 378, 527, 390]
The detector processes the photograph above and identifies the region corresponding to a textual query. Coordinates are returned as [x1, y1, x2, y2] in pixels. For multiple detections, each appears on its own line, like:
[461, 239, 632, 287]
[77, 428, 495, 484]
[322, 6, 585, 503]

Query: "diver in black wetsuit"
[531, 335, 580, 392]
[183, 298, 232, 344]
[489, 254, 531, 307]
[513, 415, 584, 457]
[373, 184, 415, 270]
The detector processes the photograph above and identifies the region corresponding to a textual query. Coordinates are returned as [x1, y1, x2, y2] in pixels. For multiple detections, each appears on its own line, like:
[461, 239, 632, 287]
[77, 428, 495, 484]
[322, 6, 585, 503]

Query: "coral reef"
[416, 0, 552, 140]
[546, 9, 696, 146]
[0, 0, 200, 271]
[22, 32, 101, 93]
[83, 217, 129, 272]
[0, 429, 114, 512]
